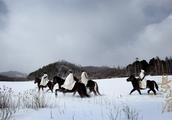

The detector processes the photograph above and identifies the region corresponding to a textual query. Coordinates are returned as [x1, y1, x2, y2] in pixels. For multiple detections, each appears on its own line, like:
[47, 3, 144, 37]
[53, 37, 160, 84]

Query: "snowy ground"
[0, 76, 172, 120]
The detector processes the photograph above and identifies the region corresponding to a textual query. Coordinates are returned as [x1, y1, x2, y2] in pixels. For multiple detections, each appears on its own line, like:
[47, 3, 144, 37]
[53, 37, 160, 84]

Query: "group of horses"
[34, 76, 101, 98]
[34, 74, 160, 98]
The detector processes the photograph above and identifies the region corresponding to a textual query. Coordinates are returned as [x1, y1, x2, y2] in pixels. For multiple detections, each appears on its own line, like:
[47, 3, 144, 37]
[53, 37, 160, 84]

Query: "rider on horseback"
[139, 69, 146, 89]
[40, 72, 49, 86]
[61, 70, 76, 91]
[81, 71, 89, 86]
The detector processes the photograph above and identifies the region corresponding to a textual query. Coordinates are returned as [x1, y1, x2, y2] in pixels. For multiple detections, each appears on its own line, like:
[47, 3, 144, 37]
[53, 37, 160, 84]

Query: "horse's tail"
[95, 82, 101, 96]
[154, 81, 159, 91]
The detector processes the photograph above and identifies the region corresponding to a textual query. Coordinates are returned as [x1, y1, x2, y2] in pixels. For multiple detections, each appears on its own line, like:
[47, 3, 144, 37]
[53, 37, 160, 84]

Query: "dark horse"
[127, 75, 159, 95]
[53, 76, 90, 98]
[73, 78, 101, 96]
[86, 80, 101, 96]
[34, 77, 54, 92]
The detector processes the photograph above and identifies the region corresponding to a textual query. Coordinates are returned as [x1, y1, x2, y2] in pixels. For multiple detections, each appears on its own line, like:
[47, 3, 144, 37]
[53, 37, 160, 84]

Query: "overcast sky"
[0, 0, 172, 73]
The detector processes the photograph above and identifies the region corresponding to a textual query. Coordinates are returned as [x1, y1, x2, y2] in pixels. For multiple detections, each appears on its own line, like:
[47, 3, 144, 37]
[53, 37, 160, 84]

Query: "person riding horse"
[40, 73, 49, 87]
[34, 73, 53, 92]
[139, 69, 146, 89]
[61, 70, 76, 91]
[81, 71, 89, 86]
[80, 71, 101, 96]
[53, 71, 90, 98]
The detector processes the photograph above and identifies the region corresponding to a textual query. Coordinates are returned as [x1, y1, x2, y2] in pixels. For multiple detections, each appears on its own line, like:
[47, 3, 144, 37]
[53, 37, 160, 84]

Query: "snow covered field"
[0, 76, 172, 120]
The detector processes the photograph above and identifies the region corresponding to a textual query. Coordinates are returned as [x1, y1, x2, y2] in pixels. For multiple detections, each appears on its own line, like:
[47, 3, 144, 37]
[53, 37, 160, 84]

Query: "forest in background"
[27, 57, 172, 80]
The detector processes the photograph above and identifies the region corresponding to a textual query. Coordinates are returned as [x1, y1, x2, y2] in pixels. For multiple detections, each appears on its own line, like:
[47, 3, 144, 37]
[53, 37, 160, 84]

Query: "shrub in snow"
[122, 105, 140, 120]
[22, 89, 49, 109]
[0, 86, 17, 120]
[162, 89, 172, 113]
[107, 102, 140, 120]
[159, 75, 171, 93]
[107, 105, 120, 120]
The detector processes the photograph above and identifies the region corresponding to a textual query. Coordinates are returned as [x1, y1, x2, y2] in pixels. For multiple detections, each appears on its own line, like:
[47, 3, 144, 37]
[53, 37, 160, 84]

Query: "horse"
[34, 77, 54, 92]
[85, 80, 101, 96]
[53, 76, 90, 98]
[126, 75, 159, 95]
[72, 77, 101, 96]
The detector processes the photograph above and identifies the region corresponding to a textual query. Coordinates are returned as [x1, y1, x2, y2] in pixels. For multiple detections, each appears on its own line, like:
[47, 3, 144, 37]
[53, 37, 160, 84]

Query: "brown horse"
[34, 77, 54, 92]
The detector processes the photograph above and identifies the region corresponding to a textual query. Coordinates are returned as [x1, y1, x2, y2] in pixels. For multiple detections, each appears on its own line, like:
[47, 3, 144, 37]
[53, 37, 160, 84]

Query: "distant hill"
[27, 60, 127, 80]
[0, 75, 11, 80]
[0, 71, 28, 81]
[0, 71, 27, 78]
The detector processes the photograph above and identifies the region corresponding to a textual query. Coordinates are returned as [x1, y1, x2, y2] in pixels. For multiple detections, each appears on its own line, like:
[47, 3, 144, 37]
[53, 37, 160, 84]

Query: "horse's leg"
[152, 89, 156, 95]
[41, 87, 44, 92]
[49, 84, 54, 93]
[137, 89, 142, 95]
[78, 83, 89, 98]
[129, 88, 136, 95]
[88, 87, 92, 94]
[93, 89, 97, 96]
[147, 89, 151, 94]
[93, 83, 98, 96]
[85, 86, 93, 96]
[95, 83, 101, 96]
[46, 84, 50, 93]
[38, 86, 40, 92]
[51, 88, 53, 93]
[73, 91, 77, 96]
[63, 91, 66, 96]
[51, 84, 54, 93]
[47, 85, 53, 93]
[77, 90, 84, 98]
[91, 85, 96, 95]
[55, 89, 58, 97]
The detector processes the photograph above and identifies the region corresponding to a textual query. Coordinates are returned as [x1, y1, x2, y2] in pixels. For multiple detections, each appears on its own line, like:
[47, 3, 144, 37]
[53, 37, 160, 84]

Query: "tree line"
[126, 57, 172, 76]
[27, 57, 172, 80]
